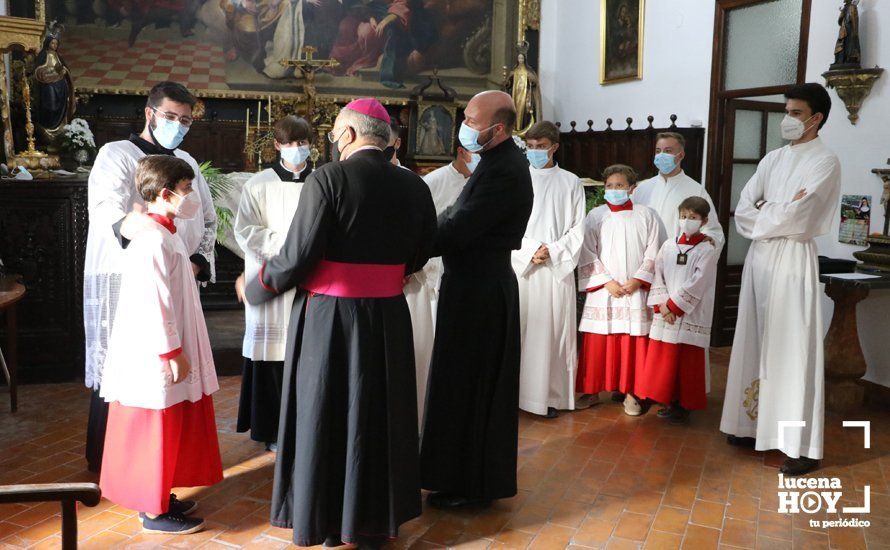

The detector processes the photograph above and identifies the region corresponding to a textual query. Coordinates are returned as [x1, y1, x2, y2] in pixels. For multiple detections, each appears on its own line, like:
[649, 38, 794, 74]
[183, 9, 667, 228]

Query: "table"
[820, 272, 890, 412]
[0, 283, 26, 412]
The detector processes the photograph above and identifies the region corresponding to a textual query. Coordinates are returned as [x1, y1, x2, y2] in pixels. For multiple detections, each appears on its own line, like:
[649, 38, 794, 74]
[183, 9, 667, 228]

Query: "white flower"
[62, 118, 95, 149]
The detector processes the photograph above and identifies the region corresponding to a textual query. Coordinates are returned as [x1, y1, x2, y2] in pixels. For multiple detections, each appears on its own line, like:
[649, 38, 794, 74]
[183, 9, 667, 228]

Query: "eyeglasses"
[152, 107, 194, 127]
[327, 128, 348, 143]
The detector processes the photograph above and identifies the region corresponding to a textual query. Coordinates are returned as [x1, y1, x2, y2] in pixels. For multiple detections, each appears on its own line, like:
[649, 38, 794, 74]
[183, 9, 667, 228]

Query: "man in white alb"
[404, 145, 476, 429]
[720, 83, 841, 476]
[512, 121, 585, 418]
[633, 131, 724, 414]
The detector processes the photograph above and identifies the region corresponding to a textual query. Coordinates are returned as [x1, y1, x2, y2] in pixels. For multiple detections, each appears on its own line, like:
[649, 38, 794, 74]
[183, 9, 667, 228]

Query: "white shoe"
[623, 394, 643, 416]
[574, 394, 599, 410]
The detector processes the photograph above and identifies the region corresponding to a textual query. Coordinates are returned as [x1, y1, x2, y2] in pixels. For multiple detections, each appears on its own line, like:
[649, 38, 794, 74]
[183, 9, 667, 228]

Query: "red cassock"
[576, 333, 648, 395]
[99, 395, 223, 514]
[637, 318, 707, 410]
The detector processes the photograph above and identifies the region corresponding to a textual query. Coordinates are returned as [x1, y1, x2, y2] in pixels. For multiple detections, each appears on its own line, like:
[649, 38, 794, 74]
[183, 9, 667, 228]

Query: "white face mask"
[780, 114, 817, 141]
[679, 218, 702, 237]
[171, 190, 200, 220]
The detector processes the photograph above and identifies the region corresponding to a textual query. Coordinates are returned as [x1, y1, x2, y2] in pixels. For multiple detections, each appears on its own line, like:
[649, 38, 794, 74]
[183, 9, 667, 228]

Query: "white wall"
[540, 0, 890, 382]
[539, 0, 715, 130]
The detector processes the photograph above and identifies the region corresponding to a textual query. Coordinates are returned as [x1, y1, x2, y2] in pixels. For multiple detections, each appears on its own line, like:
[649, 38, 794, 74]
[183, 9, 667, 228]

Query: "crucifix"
[280, 46, 340, 118]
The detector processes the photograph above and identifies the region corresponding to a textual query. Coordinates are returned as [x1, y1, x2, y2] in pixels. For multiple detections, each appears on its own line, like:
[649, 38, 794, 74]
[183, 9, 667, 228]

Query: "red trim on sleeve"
[159, 347, 182, 361]
[258, 262, 280, 294]
[653, 305, 661, 314]
[666, 299, 685, 316]
[635, 278, 651, 290]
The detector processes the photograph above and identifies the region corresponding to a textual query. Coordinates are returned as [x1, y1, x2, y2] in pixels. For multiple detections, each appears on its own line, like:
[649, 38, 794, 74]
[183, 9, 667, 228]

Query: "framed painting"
[411, 102, 455, 161]
[600, 0, 645, 84]
[8, 0, 522, 100]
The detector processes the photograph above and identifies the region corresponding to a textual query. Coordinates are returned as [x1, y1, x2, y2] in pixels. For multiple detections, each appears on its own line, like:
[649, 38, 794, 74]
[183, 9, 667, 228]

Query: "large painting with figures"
[9, 0, 519, 99]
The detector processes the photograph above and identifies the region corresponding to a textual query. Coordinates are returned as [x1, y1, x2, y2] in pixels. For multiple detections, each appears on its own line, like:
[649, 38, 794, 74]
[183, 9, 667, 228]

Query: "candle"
[257, 101, 261, 131]
[245, 108, 250, 139]
[268, 96, 272, 125]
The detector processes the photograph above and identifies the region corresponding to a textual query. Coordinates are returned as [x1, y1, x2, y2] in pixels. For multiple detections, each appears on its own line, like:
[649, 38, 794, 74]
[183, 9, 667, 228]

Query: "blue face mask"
[604, 189, 630, 206]
[526, 149, 550, 169]
[654, 152, 678, 174]
[281, 144, 311, 166]
[466, 153, 481, 174]
[152, 115, 189, 150]
[458, 122, 494, 153]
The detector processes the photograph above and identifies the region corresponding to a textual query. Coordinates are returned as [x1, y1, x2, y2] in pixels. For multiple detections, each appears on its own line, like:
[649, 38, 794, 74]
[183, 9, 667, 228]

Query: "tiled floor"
[1, 348, 889, 549]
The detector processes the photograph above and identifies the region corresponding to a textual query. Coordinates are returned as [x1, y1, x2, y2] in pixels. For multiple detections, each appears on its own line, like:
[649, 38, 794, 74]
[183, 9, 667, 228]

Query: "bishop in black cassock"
[421, 91, 534, 507]
[241, 98, 436, 548]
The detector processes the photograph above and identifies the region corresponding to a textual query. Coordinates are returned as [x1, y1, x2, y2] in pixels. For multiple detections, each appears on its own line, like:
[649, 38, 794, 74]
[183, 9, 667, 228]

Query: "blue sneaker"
[169, 493, 198, 516]
[139, 511, 205, 534]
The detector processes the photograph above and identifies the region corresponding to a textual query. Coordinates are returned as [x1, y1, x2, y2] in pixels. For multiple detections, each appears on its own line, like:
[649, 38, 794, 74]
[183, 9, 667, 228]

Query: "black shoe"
[265, 441, 278, 452]
[611, 392, 626, 402]
[669, 406, 690, 425]
[169, 493, 198, 516]
[356, 534, 387, 550]
[139, 511, 205, 534]
[426, 492, 491, 509]
[726, 435, 756, 448]
[323, 535, 344, 547]
[780, 456, 819, 476]
[545, 407, 559, 419]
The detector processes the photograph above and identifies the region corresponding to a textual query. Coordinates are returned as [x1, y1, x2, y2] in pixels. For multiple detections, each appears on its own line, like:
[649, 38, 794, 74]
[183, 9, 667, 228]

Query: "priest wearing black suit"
[421, 91, 534, 508]
[238, 98, 437, 548]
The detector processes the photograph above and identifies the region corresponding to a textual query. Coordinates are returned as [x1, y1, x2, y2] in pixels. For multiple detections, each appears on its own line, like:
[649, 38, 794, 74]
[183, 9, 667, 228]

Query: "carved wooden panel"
[555, 117, 706, 184]
[0, 179, 89, 382]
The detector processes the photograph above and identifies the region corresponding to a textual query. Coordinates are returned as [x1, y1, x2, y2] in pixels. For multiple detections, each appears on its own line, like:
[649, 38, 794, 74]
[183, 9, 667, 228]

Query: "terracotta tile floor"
[2, 348, 889, 549]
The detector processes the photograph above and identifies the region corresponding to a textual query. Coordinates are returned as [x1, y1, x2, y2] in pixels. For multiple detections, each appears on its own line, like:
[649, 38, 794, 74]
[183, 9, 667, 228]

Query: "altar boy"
[638, 196, 718, 424]
[576, 164, 662, 416]
[99, 155, 222, 535]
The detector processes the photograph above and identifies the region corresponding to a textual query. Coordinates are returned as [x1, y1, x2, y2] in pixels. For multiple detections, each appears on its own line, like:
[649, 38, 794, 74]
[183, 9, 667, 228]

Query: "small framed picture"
[600, 0, 645, 84]
[411, 102, 456, 161]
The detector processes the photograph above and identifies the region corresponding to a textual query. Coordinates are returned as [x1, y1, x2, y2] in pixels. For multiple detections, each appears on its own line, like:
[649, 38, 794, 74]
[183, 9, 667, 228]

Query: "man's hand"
[662, 311, 677, 325]
[235, 273, 246, 303]
[605, 280, 626, 298]
[191, 263, 201, 277]
[168, 354, 191, 384]
[376, 14, 397, 36]
[621, 279, 642, 295]
[532, 244, 550, 265]
[702, 235, 715, 245]
[793, 189, 808, 202]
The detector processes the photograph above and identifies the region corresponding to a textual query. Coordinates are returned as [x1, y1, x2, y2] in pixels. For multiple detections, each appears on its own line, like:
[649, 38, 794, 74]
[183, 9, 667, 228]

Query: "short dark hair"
[389, 119, 402, 144]
[273, 116, 313, 144]
[784, 83, 832, 129]
[678, 196, 710, 218]
[146, 81, 196, 109]
[525, 121, 560, 144]
[136, 155, 195, 202]
[603, 164, 638, 186]
[492, 106, 517, 133]
[656, 131, 686, 149]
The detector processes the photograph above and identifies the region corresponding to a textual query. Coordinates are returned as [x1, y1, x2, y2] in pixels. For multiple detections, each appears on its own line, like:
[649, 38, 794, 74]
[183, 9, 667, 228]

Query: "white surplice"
[234, 167, 305, 361]
[634, 170, 725, 252]
[84, 141, 217, 390]
[647, 237, 719, 348]
[578, 203, 663, 336]
[512, 165, 585, 414]
[634, 169, 724, 390]
[406, 162, 468, 428]
[100, 220, 219, 410]
[719, 137, 841, 460]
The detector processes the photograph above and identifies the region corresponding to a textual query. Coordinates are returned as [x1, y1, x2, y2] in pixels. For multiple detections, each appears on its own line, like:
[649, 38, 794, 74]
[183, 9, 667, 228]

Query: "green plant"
[198, 161, 235, 243]
[585, 185, 605, 212]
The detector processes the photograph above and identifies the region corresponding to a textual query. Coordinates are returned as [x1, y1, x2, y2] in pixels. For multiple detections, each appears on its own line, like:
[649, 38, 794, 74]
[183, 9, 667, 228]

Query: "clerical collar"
[678, 232, 706, 246]
[147, 213, 176, 234]
[607, 200, 634, 212]
[659, 170, 685, 183]
[129, 133, 175, 156]
[273, 160, 310, 182]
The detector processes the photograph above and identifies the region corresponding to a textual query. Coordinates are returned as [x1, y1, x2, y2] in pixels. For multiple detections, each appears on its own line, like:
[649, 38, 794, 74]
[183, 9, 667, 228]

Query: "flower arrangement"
[61, 118, 96, 152]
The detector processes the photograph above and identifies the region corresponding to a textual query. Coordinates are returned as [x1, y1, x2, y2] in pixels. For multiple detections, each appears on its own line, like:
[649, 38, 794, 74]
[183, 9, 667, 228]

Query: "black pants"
[85, 388, 108, 474]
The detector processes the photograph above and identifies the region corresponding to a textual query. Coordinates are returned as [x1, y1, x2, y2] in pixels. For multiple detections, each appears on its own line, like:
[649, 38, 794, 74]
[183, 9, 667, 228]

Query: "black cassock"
[421, 138, 534, 500]
[245, 149, 436, 546]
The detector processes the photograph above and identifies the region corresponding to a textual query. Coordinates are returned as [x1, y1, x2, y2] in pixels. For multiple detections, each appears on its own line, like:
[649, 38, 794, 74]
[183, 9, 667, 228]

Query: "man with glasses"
[83, 81, 217, 475]
[237, 98, 436, 548]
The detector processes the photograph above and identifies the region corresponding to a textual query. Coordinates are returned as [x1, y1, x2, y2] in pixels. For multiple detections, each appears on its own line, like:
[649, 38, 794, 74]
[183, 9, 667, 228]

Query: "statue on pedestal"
[503, 41, 541, 137]
[832, 0, 861, 69]
[32, 21, 76, 144]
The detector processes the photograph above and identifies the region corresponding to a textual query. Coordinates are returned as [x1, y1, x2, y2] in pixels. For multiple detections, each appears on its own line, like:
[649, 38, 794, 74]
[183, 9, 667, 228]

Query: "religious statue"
[832, 0, 861, 69]
[881, 176, 890, 236]
[32, 23, 76, 142]
[418, 109, 446, 155]
[503, 42, 542, 136]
